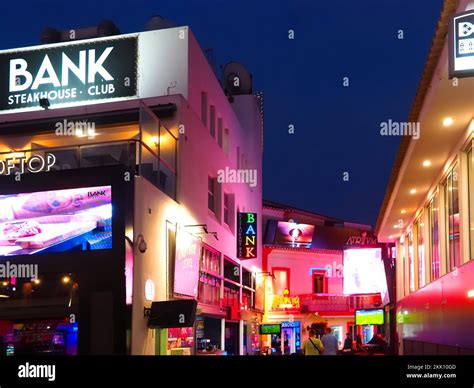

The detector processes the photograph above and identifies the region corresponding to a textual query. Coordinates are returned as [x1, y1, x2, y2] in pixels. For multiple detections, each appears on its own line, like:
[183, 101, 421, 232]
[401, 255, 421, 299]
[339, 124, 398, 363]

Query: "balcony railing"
[299, 293, 382, 313]
[0, 138, 177, 199]
[0, 100, 178, 199]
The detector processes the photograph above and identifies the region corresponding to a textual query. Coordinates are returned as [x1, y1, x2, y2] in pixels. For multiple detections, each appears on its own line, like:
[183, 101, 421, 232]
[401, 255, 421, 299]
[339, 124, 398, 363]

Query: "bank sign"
[0, 36, 138, 111]
[449, 10, 474, 78]
[237, 212, 257, 259]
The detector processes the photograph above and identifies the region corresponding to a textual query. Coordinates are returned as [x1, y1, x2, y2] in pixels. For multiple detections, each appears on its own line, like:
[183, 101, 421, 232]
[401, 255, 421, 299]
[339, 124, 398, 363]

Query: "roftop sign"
[0, 36, 137, 112]
[449, 10, 474, 78]
[0, 27, 190, 114]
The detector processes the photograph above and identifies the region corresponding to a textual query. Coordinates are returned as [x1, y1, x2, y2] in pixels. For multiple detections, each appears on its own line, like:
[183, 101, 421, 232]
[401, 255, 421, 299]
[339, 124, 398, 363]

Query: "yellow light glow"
[409, 189, 417, 194]
[62, 275, 71, 284]
[152, 136, 159, 146]
[401, 210, 406, 214]
[33, 278, 41, 285]
[442, 117, 454, 127]
[422, 160, 432, 167]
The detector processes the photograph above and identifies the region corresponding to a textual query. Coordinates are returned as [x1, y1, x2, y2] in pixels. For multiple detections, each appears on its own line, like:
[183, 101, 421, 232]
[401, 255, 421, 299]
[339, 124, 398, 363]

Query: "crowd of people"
[302, 328, 388, 356]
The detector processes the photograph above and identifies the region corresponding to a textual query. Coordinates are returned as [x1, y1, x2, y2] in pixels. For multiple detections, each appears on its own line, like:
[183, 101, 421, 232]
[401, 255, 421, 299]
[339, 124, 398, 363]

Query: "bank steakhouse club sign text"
[237, 212, 257, 259]
[0, 37, 137, 111]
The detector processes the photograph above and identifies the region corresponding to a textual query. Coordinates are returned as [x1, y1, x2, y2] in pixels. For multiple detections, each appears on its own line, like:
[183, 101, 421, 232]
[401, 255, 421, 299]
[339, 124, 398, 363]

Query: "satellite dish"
[145, 15, 176, 31]
[222, 61, 252, 96]
[97, 20, 120, 37]
[41, 27, 61, 44]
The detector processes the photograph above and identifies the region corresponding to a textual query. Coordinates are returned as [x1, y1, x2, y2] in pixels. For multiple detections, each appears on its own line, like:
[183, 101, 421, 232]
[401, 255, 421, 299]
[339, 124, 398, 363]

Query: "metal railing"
[299, 293, 381, 313]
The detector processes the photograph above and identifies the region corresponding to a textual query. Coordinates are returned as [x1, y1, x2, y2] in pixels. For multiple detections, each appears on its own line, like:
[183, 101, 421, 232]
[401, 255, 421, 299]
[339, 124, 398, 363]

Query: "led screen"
[355, 309, 384, 325]
[343, 248, 387, 296]
[259, 324, 281, 335]
[0, 186, 112, 256]
[275, 221, 315, 248]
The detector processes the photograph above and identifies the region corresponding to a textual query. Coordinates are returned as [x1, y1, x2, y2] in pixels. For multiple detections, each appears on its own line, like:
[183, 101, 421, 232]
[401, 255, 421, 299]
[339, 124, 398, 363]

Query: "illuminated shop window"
[272, 268, 289, 295]
[444, 164, 461, 272]
[416, 216, 426, 288]
[468, 148, 474, 260]
[407, 230, 415, 293]
[429, 194, 441, 280]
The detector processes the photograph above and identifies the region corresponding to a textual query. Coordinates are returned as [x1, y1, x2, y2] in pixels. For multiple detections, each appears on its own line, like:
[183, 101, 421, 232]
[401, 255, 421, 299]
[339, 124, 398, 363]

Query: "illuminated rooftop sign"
[449, 10, 474, 78]
[0, 27, 190, 114]
[237, 212, 257, 259]
[0, 37, 137, 111]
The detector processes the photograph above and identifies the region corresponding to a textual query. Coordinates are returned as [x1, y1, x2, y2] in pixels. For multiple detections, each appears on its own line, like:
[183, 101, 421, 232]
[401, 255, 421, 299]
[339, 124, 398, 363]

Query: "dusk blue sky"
[0, 0, 444, 225]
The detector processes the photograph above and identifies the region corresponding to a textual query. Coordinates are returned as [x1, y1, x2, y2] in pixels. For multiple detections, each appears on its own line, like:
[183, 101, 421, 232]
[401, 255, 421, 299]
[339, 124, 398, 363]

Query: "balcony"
[298, 293, 382, 313]
[0, 102, 178, 199]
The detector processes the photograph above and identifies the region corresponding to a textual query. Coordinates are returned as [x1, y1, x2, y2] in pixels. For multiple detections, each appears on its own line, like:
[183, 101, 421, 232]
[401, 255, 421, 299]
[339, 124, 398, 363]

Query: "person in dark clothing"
[343, 333, 352, 350]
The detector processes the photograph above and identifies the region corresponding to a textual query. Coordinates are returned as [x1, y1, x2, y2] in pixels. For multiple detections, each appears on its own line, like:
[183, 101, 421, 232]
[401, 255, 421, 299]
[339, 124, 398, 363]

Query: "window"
[236, 146, 240, 169]
[224, 257, 239, 282]
[469, 148, 474, 259]
[408, 230, 415, 293]
[444, 164, 461, 271]
[312, 273, 326, 294]
[416, 216, 426, 288]
[224, 193, 230, 225]
[198, 246, 221, 306]
[272, 268, 289, 295]
[223, 128, 229, 155]
[210, 105, 216, 138]
[429, 194, 441, 280]
[208, 176, 215, 213]
[201, 92, 208, 126]
[217, 118, 223, 148]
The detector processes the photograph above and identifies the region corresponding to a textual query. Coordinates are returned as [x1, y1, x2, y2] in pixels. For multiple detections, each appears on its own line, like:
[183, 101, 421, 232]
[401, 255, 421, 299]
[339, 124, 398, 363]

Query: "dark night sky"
[0, 0, 444, 226]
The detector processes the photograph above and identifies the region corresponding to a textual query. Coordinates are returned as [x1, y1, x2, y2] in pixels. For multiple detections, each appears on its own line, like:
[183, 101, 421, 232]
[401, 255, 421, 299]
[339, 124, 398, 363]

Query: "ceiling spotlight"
[443, 117, 454, 127]
[409, 189, 417, 194]
[401, 209, 406, 214]
[62, 275, 71, 284]
[422, 160, 432, 167]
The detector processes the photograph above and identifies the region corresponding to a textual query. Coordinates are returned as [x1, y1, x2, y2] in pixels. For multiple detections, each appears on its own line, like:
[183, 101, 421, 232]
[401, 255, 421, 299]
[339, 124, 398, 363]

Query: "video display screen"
[0, 186, 112, 256]
[343, 248, 387, 295]
[355, 309, 384, 325]
[275, 221, 315, 248]
[259, 324, 281, 335]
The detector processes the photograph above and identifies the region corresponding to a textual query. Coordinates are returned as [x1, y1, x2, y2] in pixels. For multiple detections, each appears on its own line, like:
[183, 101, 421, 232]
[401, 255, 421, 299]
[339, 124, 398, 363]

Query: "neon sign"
[237, 212, 257, 259]
[0, 153, 56, 175]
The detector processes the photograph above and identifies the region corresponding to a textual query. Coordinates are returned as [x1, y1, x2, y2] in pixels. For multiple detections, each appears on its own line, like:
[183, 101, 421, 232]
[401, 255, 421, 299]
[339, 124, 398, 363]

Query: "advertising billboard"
[274, 221, 314, 248]
[343, 248, 388, 296]
[174, 230, 201, 298]
[0, 37, 137, 111]
[0, 27, 189, 114]
[0, 185, 112, 256]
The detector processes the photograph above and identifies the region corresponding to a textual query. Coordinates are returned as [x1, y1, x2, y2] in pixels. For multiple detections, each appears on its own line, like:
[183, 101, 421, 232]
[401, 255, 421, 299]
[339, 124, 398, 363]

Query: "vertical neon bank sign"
[237, 212, 257, 259]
